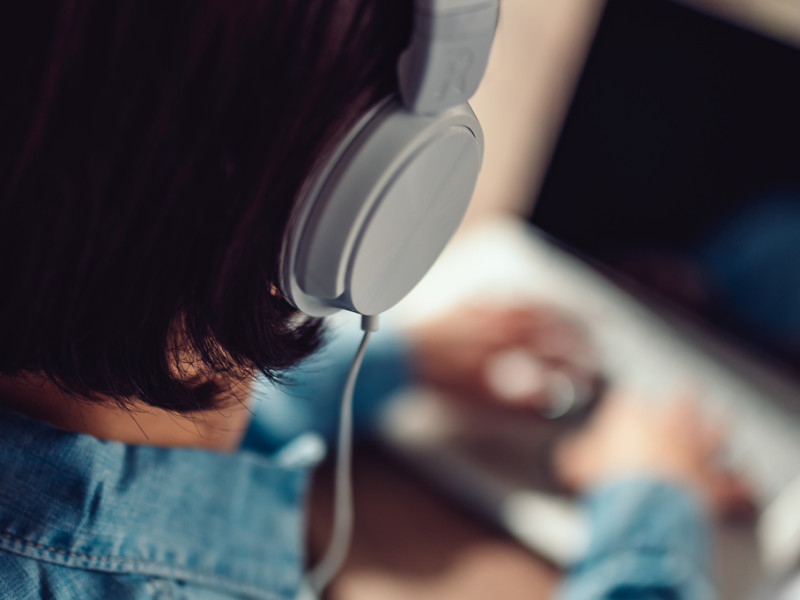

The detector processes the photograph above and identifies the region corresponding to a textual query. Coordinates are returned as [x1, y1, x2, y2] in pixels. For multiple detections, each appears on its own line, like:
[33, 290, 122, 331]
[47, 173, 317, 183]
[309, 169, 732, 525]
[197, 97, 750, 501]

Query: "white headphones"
[281, 0, 499, 317]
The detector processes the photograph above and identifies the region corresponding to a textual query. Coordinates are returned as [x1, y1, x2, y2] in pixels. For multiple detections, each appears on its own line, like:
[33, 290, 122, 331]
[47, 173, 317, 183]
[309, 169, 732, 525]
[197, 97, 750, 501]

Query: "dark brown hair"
[0, 0, 412, 411]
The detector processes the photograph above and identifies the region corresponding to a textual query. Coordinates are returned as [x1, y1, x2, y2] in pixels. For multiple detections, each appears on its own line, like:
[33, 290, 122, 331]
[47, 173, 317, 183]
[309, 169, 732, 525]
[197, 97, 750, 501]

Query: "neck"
[0, 374, 251, 452]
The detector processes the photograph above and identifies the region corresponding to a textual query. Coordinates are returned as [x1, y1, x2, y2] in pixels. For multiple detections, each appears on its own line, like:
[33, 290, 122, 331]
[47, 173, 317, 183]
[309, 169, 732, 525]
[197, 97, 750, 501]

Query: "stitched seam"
[0, 531, 158, 565]
[0, 531, 294, 600]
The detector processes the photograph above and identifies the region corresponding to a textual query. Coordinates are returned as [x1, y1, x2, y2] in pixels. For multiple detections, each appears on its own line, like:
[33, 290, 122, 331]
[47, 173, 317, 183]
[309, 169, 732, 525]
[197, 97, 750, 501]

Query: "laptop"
[378, 0, 800, 595]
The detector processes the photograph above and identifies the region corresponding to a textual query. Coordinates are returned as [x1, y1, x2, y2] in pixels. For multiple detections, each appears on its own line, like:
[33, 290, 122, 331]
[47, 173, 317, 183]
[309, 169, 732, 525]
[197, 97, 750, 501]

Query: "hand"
[553, 391, 753, 517]
[405, 302, 600, 414]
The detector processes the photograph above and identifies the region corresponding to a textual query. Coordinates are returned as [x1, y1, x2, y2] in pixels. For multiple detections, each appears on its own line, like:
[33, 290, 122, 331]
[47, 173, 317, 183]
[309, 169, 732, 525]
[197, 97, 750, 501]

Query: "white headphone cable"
[308, 314, 379, 595]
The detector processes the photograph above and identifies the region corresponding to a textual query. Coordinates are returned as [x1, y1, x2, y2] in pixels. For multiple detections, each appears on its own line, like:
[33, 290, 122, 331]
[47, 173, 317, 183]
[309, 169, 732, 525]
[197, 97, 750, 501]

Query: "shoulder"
[0, 551, 163, 599]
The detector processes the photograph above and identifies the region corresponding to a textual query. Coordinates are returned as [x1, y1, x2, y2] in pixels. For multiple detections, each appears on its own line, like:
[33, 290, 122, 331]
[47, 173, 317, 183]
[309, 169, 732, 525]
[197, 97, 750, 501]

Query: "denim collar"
[0, 407, 319, 599]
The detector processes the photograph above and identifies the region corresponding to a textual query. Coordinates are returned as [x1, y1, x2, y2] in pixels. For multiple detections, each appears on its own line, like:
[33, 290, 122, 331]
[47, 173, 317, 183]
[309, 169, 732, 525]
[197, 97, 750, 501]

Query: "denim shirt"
[0, 324, 715, 599]
[0, 406, 323, 600]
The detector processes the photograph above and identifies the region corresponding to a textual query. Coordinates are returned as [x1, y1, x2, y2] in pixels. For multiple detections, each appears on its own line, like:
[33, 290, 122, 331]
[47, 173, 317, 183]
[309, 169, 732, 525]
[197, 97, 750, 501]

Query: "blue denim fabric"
[0, 407, 320, 600]
[557, 478, 715, 600]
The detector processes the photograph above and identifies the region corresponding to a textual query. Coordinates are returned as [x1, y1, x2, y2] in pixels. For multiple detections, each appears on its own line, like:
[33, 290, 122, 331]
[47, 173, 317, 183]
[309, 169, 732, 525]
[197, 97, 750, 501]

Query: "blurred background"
[463, 0, 800, 226]
[314, 2, 800, 599]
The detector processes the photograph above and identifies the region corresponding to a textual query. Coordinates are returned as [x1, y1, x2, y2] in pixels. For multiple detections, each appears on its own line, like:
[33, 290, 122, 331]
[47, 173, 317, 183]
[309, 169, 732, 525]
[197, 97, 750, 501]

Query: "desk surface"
[309, 445, 560, 600]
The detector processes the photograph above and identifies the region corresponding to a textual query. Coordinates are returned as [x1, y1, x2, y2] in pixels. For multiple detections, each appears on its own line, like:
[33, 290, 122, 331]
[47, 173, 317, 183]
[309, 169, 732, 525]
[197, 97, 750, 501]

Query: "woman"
[0, 1, 737, 598]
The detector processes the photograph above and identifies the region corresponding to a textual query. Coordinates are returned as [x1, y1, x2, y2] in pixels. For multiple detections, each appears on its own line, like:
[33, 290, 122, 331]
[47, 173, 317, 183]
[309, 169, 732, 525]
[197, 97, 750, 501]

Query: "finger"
[711, 472, 756, 520]
[551, 432, 592, 492]
[697, 416, 727, 459]
[501, 305, 583, 337]
[660, 385, 705, 432]
[533, 351, 602, 385]
[482, 349, 550, 408]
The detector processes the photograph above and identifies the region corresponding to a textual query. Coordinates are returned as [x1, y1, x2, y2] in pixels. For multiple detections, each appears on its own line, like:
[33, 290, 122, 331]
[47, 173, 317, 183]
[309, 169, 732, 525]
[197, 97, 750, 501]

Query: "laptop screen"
[530, 0, 800, 375]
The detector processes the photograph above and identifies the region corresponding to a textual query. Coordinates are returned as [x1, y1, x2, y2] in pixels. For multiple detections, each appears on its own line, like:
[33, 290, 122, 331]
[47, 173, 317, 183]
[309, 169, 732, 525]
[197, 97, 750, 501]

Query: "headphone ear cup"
[281, 99, 483, 317]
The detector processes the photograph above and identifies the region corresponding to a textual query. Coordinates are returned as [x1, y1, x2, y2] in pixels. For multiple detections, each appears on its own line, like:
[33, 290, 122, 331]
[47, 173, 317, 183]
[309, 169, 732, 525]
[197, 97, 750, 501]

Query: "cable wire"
[309, 314, 379, 595]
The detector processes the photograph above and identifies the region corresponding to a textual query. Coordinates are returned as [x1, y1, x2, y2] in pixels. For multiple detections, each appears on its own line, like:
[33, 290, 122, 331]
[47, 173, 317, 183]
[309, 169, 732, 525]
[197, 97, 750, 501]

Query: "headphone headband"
[399, 0, 498, 114]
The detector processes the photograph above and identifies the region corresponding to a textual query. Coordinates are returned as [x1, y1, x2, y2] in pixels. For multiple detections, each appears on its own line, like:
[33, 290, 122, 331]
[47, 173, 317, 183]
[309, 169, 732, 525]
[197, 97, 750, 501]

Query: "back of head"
[0, 0, 412, 412]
